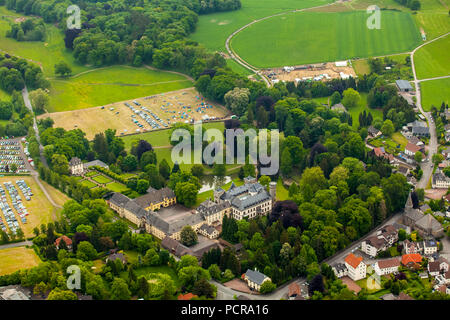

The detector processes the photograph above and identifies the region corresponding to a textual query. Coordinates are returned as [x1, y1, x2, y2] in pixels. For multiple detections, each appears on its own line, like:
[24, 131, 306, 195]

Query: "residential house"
[432, 170, 450, 189]
[54, 235, 73, 251]
[371, 147, 394, 163]
[401, 254, 422, 268]
[332, 263, 348, 278]
[404, 142, 422, 158]
[178, 293, 198, 300]
[344, 253, 366, 281]
[374, 258, 400, 276]
[403, 239, 423, 255]
[106, 252, 127, 265]
[367, 126, 381, 138]
[361, 236, 387, 258]
[288, 283, 301, 299]
[423, 240, 438, 255]
[428, 258, 449, 277]
[243, 269, 271, 292]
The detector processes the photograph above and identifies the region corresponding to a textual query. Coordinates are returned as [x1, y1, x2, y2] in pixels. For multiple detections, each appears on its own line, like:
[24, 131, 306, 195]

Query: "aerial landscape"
[0, 0, 449, 307]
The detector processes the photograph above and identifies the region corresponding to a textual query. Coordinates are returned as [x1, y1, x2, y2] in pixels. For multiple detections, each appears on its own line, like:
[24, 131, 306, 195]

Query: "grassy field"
[105, 182, 129, 193]
[414, 35, 450, 79]
[231, 10, 422, 67]
[189, 0, 333, 52]
[0, 6, 89, 76]
[122, 122, 225, 149]
[353, 59, 371, 76]
[0, 246, 41, 275]
[80, 179, 97, 189]
[47, 66, 193, 112]
[0, 88, 11, 101]
[344, 94, 384, 129]
[421, 78, 450, 111]
[0, 176, 67, 237]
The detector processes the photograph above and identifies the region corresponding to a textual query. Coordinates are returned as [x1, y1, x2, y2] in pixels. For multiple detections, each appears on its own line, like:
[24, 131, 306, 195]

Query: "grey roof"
[144, 210, 204, 235]
[332, 263, 348, 273]
[199, 224, 217, 235]
[408, 120, 427, 128]
[245, 269, 269, 285]
[331, 103, 347, 112]
[368, 126, 380, 135]
[433, 171, 450, 184]
[365, 236, 386, 249]
[84, 159, 108, 168]
[69, 157, 82, 166]
[396, 80, 413, 90]
[231, 189, 271, 211]
[415, 214, 443, 232]
[134, 187, 175, 207]
[420, 204, 431, 212]
[221, 182, 265, 201]
[412, 126, 430, 135]
[160, 236, 193, 257]
[404, 208, 423, 222]
[125, 200, 148, 218]
[197, 199, 230, 217]
[109, 192, 131, 207]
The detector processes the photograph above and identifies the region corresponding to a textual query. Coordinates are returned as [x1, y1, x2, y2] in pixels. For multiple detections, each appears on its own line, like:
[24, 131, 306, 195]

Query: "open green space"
[189, 0, 333, 52]
[368, 133, 408, 155]
[0, 6, 89, 76]
[106, 182, 129, 193]
[345, 94, 384, 129]
[48, 66, 193, 112]
[85, 171, 98, 177]
[80, 179, 97, 189]
[421, 78, 450, 111]
[120, 265, 181, 288]
[414, 35, 450, 79]
[122, 122, 225, 149]
[92, 174, 113, 184]
[232, 10, 422, 67]
[0, 88, 11, 101]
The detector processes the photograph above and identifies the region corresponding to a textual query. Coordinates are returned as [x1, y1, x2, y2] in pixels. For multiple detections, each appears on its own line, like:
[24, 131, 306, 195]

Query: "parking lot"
[0, 179, 33, 235]
[0, 138, 32, 174]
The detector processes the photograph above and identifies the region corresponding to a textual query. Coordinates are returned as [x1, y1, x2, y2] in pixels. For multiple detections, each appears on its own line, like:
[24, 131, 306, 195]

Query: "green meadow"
[232, 10, 422, 67]
[189, 0, 334, 52]
[47, 66, 193, 112]
[421, 78, 450, 111]
[414, 35, 450, 79]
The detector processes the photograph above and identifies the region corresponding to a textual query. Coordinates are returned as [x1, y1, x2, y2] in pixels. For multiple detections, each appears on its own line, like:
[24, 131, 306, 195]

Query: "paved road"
[0, 240, 32, 250]
[410, 32, 450, 189]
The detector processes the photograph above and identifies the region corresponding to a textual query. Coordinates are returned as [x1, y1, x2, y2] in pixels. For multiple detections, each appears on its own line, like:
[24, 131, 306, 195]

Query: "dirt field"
[341, 276, 362, 293]
[40, 88, 229, 140]
[0, 246, 41, 275]
[223, 279, 256, 294]
[0, 176, 66, 238]
[263, 62, 357, 83]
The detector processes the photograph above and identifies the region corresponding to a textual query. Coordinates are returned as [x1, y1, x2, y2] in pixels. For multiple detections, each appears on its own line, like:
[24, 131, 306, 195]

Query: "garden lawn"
[80, 179, 97, 189]
[92, 174, 113, 184]
[48, 66, 193, 112]
[0, 88, 10, 101]
[106, 182, 129, 193]
[352, 59, 371, 76]
[189, 0, 334, 52]
[85, 171, 99, 177]
[420, 78, 450, 111]
[276, 178, 289, 201]
[232, 10, 422, 68]
[0, 246, 41, 275]
[414, 35, 450, 79]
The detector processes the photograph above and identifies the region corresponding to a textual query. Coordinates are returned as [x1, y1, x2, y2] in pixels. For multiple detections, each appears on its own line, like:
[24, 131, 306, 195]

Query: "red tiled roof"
[178, 293, 198, 300]
[55, 235, 72, 246]
[345, 253, 363, 269]
[288, 283, 301, 297]
[401, 254, 422, 266]
[373, 147, 384, 157]
[405, 143, 421, 153]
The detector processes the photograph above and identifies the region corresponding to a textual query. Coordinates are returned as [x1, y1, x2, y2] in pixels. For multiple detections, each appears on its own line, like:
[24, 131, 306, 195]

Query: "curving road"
[224, 1, 340, 86]
[410, 32, 450, 189]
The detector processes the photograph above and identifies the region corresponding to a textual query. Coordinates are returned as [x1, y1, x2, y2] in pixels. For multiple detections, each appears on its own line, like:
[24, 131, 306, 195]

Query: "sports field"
[0, 246, 41, 275]
[0, 176, 68, 238]
[420, 78, 450, 112]
[414, 35, 450, 79]
[231, 10, 422, 67]
[47, 66, 193, 113]
[189, 0, 333, 52]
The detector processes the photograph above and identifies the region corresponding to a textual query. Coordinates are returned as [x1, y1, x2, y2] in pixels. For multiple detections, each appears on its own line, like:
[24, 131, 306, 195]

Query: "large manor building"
[105, 177, 276, 241]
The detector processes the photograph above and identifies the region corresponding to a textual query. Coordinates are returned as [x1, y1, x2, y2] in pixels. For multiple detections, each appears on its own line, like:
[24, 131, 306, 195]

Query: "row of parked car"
[0, 140, 29, 173]
[125, 101, 165, 130]
[0, 184, 19, 234]
[4, 181, 31, 227]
